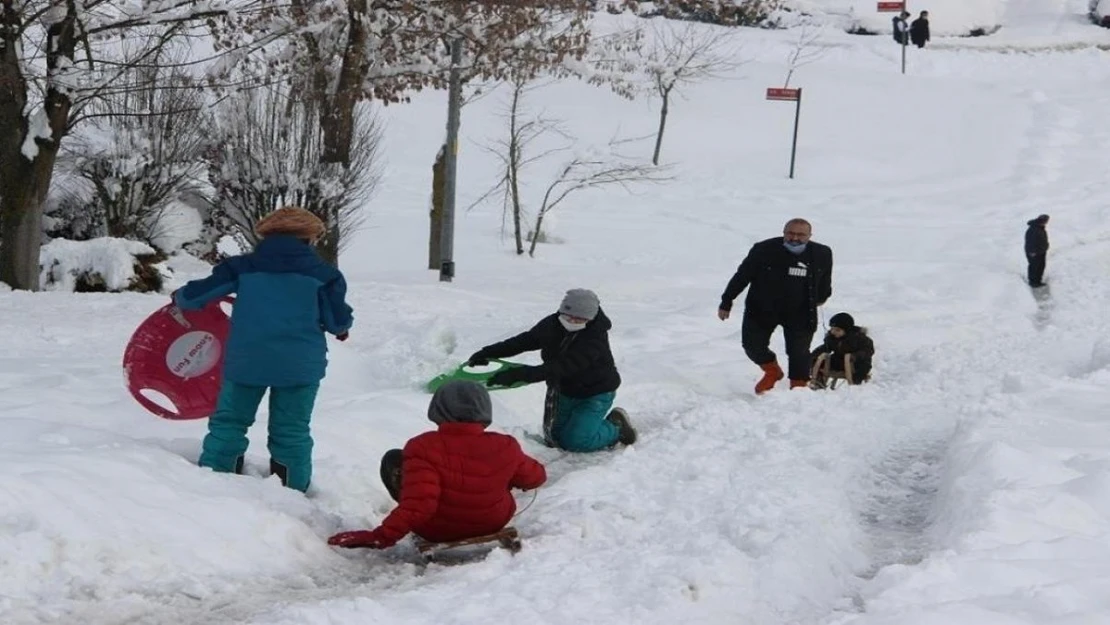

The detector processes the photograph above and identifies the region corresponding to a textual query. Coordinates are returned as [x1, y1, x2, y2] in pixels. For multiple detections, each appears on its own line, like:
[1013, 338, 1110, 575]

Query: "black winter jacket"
[474, 309, 621, 398]
[719, 237, 833, 331]
[910, 17, 930, 47]
[1025, 220, 1048, 256]
[892, 17, 909, 44]
[811, 327, 875, 365]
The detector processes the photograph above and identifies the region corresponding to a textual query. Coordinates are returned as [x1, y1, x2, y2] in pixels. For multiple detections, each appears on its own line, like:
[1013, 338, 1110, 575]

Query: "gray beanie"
[427, 380, 492, 426]
[559, 288, 600, 320]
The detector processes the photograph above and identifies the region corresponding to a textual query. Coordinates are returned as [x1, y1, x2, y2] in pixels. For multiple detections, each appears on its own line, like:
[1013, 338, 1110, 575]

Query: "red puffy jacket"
[374, 422, 547, 544]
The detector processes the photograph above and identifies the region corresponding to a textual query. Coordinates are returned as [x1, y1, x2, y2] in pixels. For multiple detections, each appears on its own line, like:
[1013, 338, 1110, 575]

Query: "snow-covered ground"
[4, 7, 1110, 625]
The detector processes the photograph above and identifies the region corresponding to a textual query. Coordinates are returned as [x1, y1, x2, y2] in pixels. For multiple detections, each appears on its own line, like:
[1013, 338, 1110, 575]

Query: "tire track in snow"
[854, 436, 947, 581]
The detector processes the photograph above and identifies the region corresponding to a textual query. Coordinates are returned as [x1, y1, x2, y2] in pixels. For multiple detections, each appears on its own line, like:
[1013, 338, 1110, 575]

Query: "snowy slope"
[3, 17, 1110, 625]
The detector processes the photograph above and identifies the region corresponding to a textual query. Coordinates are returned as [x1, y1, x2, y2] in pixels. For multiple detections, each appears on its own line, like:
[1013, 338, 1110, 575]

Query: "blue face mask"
[784, 240, 807, 254]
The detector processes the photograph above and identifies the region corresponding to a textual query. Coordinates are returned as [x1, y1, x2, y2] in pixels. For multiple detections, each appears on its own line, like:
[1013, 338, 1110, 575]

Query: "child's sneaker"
[606, 407, 638, 445]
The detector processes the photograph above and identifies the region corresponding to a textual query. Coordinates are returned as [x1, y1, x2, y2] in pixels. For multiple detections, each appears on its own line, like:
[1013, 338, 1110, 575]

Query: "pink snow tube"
[123, 297, 233, 420]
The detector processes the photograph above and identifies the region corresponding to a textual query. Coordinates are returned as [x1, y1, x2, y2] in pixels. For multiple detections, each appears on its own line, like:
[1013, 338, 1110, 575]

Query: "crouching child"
[466, 288, 637, 452]
[327, 380, 546, 550]
[810, 312, 875, 387]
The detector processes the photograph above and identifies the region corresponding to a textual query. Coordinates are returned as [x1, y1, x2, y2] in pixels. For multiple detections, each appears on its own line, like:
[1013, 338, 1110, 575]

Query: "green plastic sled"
[425, 359, 529, 394]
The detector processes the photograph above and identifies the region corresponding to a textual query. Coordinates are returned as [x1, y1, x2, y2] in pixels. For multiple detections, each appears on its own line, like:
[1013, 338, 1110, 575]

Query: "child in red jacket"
[328, 380, 546, 549]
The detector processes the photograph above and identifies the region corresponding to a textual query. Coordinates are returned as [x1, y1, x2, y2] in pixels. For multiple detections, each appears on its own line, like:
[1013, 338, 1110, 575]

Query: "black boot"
[270, 458, 288, 486]
[606, 407, 637, 445]
[234, 455, 245, 475]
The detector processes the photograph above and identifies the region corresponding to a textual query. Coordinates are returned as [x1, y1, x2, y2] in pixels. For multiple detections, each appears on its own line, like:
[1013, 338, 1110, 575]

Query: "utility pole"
[439, 38, 463, 282]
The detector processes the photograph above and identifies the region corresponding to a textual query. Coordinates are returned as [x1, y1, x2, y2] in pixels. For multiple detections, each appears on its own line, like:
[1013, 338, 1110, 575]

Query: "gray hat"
[559, 288, 600, 320]
[427, 379, 492, 426]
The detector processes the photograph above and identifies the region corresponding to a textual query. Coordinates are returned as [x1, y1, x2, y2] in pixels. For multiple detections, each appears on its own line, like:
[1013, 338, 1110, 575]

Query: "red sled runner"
[122, 297, 233, 420]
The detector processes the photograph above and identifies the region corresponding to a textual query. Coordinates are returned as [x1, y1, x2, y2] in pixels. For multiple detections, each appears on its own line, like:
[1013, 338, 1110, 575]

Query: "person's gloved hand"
[336, 332, 349, 342]
[487, 366, 531, 388]
[327, 529, 393, 549]
[467, 350, 491, 367]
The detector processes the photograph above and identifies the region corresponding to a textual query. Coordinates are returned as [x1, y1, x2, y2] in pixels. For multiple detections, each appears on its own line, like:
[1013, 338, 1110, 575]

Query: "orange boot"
[755, 361, 785, 394]
[789, 379, 809, 390]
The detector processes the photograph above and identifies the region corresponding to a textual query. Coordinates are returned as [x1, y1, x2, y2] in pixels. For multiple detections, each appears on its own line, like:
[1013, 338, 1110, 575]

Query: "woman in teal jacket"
[174, 207, 354, 492]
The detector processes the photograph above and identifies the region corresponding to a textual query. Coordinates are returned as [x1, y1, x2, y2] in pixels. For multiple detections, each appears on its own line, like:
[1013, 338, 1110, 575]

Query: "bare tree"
[641, 20, 742, 165]
[214, 0, 597, 170]
[528, 137, 674, 257]
[204, 84, 383, 264]
[0, 1, 261, 290]
[468, 77, 571, 255]
[62, 47, 210, 249]
[212, 1, 604, 270]
[783, 24, 826, 88]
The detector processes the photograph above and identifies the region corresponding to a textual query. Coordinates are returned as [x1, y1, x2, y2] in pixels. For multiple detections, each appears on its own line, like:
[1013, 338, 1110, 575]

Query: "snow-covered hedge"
[39, 238, 168, 293]
[619, 0, 784, 27]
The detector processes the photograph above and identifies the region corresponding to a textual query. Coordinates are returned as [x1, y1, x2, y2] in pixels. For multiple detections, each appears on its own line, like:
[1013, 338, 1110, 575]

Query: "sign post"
[766, 87, 803, 179]
[877, 1, 908, 74]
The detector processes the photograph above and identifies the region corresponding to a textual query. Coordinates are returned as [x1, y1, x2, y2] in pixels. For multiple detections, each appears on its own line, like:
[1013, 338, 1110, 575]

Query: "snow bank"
[0, 420, 348, 624]
[39, 237, 160, 293]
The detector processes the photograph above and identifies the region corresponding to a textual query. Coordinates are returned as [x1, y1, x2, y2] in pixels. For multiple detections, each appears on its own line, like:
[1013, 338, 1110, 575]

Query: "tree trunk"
[309, 0, 368, 268]
[507, 81, 525, 255]
[0, 188, 46, 290]
[320, 0, 368, 166]
[528, 209, 547, 257]
[652, 88, 671, 166]
[317, 221, 340, 267]
[429, 145, 445, 270]
[509, 150, 524, 255]
[0, 136, 58, 290]
[0, 4, 76, 290]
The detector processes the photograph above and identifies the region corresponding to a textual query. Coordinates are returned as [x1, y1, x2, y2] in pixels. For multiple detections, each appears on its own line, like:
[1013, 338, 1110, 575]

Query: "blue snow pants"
[198, 380, 320, 492]
[551, 391, 620, 452]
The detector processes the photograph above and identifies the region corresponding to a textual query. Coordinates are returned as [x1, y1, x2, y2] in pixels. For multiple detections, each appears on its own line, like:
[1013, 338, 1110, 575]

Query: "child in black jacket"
[810, 312, 875, 385]
[467, 289, 637, 452]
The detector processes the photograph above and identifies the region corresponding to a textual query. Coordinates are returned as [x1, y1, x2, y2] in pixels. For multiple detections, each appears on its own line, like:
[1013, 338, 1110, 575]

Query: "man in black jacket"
[910, 10, 930, 48]
[1024, 214, 1049, 288]
[718, 218, 833, 394]
[467, 289, 637, 451]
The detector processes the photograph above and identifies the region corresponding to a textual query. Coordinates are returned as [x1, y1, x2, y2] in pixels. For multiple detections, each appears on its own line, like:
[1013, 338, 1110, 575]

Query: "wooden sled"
[413, 526, 522, 564]
[809, 353, 867, 390]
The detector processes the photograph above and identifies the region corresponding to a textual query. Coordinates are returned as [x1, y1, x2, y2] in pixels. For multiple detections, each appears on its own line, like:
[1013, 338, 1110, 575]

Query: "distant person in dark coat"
[892, 11, 910, 45]
[910, 11, 931, 48]
[1024, 214, 1050, 288]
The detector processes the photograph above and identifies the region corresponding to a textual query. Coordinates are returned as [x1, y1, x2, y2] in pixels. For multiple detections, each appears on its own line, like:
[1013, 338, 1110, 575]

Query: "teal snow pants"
[551, 391, 620, 452]
[198, 381, 320, 492]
